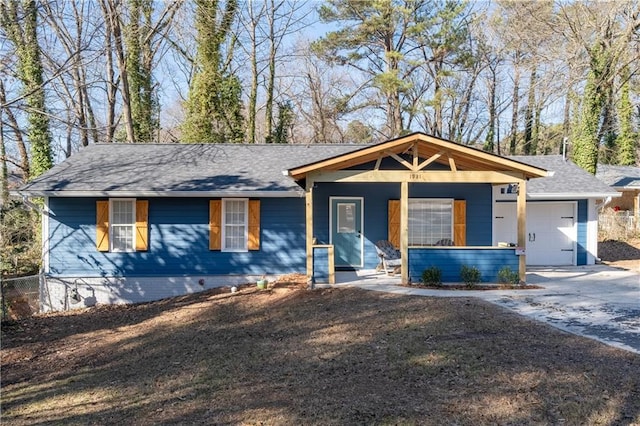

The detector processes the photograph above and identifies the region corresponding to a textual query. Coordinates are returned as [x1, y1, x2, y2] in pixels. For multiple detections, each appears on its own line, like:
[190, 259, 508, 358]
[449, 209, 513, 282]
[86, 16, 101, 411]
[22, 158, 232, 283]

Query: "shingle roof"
[19, 143, 363, 196]
[596, 164, 640, 189]
[510, 155, 619, 198]
[18, 144, 618, 199]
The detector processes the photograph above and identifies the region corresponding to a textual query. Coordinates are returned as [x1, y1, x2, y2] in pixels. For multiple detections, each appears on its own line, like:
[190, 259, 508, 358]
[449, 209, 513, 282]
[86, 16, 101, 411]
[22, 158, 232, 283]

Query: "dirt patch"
[599, 238, 640, 272]
[2, 285, 639, 425]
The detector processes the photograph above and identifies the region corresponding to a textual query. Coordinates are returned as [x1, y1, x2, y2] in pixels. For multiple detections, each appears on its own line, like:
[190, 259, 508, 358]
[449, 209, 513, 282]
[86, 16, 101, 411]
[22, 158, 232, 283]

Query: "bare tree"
[40, 0, 103, 151]
[0, 79, 30, 178]
[236, 0, 311, 143]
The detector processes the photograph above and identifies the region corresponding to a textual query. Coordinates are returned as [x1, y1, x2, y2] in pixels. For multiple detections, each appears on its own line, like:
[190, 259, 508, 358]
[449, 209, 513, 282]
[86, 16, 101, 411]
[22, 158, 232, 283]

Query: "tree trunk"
[523, 69, 537, 155]
[0, 0, 52, 177]
[561, 92, 571, 155]
[99, 0, 118, 142]
[0, 80, 30, 180]
[0, 109, 8, 205]
[433, 62, 443, 138]
[264, 0, 277, 142]
[247, 6, 259, 144]
[106, 0, 136, 142]
[483, 64, 497, 153]
[509, 57, 521, 155]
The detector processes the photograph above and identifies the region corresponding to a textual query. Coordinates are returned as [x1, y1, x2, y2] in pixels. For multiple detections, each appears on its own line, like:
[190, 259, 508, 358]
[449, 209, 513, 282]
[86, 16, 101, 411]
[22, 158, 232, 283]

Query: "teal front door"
[330, 197, 363, 268]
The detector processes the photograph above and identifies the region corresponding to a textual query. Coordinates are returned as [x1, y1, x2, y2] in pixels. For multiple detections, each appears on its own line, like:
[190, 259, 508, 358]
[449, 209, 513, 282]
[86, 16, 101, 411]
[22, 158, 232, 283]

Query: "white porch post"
[400, 180, 409, 284]
[305, 177, 314, 286]
[517, 179, 527, 283]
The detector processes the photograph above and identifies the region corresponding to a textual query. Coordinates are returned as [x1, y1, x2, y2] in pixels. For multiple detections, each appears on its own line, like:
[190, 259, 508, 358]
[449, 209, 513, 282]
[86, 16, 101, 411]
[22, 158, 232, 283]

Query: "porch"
[289, 133, 548, 285]
[312, 245, 521, 285]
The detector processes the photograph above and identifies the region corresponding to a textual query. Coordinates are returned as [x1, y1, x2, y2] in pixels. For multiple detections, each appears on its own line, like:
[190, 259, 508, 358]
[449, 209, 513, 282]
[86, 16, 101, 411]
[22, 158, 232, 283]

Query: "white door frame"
[329, 196, 364, 268]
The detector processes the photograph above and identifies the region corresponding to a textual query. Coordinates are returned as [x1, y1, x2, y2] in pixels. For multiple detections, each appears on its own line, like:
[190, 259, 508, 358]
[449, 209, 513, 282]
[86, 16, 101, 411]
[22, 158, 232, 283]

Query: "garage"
[494, 202, 577, 266]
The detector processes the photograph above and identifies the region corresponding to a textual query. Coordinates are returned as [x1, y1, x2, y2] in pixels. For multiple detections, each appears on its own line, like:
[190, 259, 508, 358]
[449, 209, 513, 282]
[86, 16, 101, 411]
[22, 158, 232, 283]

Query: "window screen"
[223, 199, 247, 251]
[111, 199, 135, 252]
[408, 199, 453, 246]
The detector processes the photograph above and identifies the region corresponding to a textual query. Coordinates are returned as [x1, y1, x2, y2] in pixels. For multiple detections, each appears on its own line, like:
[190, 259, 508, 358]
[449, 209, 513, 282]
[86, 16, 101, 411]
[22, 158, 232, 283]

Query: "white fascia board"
[17, 190, 305, 198]
[527, 192, 622, 200]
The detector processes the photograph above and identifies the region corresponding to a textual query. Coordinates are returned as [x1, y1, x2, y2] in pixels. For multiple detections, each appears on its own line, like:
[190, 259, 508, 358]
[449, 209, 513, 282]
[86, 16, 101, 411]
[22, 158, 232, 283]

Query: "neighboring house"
[596, 164, 640, 230]
[18, 133, 618, 312]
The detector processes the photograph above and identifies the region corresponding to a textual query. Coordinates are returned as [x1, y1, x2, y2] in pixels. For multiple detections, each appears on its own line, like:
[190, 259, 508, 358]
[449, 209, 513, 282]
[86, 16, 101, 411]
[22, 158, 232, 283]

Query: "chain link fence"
[1, 274, 40, 321]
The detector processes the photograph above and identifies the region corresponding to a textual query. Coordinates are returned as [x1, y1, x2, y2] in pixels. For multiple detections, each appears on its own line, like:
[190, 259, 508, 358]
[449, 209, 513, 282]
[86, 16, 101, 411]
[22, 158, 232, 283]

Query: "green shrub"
[460, 265, 481, 287]
[421, 266, 442, 286]
[497, 266, 520, 285]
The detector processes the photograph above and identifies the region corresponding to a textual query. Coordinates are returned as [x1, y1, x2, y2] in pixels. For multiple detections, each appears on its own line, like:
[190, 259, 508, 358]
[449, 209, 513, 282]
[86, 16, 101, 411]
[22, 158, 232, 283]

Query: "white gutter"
[596, 196, 614, 212]
[527, 192, 621, 200]
[20, 194, 46, 213]
[16, 190, 305, 198]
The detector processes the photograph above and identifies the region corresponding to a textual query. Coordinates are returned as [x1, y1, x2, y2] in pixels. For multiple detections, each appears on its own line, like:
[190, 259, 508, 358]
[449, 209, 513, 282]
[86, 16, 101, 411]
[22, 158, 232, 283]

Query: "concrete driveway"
[345, 265, 640, 354]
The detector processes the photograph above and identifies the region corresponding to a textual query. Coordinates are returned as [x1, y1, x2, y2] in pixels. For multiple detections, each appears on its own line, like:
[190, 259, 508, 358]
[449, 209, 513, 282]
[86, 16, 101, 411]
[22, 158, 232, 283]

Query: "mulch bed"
[407, 283, 544, 290]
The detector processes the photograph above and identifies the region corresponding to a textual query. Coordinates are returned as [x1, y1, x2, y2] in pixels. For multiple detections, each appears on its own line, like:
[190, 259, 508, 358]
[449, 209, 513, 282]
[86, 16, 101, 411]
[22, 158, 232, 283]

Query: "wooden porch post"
[305, 177, 314, 287]
[517, 179, 527, 283]
[400, 180, 409, 284]
[635, 191, 639, 231]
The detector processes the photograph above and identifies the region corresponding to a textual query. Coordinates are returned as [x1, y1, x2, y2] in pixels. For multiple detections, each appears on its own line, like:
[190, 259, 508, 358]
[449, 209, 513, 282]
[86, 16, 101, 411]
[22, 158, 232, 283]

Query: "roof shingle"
[510, 155, 619, 198]
[19, 143, 363, 196]
[596, 164, 640, 188]
[19, 144, 618, 199]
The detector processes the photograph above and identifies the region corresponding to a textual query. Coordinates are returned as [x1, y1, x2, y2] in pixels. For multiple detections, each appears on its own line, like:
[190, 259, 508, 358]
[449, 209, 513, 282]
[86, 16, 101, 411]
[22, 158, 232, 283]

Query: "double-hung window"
[110, 199, 136, 252]
[408, 199, 453, 246]
[222, 199, 248, 251]
[209, 199, 260, 251]
[96, 199, 148, 252]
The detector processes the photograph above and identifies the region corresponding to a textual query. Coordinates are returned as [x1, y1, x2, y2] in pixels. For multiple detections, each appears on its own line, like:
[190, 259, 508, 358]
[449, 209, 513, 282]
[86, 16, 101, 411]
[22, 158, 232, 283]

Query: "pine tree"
[312, 0, 420, 138]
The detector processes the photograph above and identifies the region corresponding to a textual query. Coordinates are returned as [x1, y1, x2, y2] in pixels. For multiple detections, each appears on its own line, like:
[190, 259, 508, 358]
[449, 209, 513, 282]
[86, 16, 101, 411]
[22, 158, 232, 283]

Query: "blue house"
[18, 133, 618, 312]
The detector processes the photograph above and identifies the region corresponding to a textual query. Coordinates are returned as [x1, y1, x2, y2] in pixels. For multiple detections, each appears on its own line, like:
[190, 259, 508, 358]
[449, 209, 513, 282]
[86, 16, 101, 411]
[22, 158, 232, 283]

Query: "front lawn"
[2, 284, 639, 425]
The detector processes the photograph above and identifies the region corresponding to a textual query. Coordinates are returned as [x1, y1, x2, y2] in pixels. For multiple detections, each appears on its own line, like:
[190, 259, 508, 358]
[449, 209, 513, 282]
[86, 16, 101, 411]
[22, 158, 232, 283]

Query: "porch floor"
[317, 269, 403, 287]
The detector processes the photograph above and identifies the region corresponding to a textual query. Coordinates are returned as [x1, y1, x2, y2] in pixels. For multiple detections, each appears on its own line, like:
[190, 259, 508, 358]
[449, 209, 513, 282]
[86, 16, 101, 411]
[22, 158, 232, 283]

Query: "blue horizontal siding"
[312, 247, 330, 283]
[408, 248, 520, 283]
[48, 181, 508, 279]
[48, 197, 306, 277]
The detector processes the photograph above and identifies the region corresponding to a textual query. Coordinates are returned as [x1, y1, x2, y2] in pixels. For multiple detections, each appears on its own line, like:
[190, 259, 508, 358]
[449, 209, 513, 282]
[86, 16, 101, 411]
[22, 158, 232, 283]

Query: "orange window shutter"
[96, 200, 110, 252]
[135, 200, 149, 251]
[248, 200, 260, 250]
[209, 200, 222, 250]
[454, 200, 466, 246]
[388, 200, 400, 248]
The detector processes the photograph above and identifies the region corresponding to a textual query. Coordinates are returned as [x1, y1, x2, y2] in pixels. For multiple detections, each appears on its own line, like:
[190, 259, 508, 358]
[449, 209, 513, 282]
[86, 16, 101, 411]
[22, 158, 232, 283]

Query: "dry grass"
[2, 283, 640, 425]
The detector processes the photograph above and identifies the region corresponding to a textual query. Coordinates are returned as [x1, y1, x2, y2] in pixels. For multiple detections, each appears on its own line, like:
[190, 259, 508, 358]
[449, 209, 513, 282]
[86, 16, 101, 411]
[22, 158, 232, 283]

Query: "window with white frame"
[222, 199, 248, 251]
[408, 199, 453, 246]
[110, 199, 136, 252]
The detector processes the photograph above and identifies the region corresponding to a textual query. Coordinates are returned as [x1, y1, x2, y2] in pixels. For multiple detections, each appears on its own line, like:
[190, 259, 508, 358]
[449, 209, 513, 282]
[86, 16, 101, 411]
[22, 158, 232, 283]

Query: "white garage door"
[494, 202, 577, 266]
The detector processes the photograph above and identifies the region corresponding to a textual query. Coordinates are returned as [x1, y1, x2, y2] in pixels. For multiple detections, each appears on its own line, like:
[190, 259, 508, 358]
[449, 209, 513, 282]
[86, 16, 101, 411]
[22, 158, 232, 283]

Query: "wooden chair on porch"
[374, 240, 402, 275]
